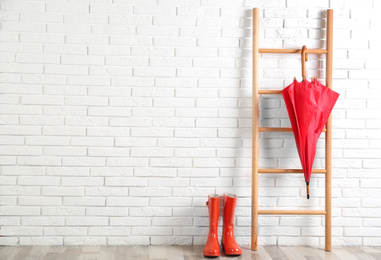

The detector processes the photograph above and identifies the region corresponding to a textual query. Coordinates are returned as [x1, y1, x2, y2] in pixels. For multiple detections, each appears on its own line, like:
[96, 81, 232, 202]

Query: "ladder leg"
[325, 9, 333, 252]
[251, 7, 260, 251]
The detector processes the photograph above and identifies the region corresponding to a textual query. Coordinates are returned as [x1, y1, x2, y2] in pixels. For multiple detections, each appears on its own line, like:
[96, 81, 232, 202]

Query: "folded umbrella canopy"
[282, 78, 339, 199]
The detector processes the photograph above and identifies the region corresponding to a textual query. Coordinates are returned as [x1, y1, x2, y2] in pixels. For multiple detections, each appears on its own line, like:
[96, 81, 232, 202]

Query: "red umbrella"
[282, 78, 339, 199]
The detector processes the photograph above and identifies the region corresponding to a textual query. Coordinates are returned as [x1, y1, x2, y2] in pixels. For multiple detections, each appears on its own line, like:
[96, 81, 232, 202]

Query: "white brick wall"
[0, 0, 380, 247]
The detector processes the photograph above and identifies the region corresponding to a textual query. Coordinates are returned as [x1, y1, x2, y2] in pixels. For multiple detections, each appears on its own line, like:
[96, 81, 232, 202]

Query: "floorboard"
[0, 245, 380, 260]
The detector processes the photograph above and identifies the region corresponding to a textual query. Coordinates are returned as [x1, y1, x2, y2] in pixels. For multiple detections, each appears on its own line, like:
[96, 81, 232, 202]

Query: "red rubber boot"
[222, 193, 242, 256]
[203, 194, 220, 257]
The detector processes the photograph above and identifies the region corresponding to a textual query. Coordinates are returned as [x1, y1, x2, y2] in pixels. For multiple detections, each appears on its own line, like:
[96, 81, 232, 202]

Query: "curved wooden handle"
[301, 45, 308, 80]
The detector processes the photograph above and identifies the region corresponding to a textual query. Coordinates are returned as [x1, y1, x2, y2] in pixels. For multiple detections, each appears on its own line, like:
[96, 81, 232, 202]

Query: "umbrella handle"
[301, 45, 308, 80]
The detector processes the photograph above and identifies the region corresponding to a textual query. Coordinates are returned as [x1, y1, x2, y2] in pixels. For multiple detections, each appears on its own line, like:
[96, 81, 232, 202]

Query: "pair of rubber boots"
[203, 193, 242, 257]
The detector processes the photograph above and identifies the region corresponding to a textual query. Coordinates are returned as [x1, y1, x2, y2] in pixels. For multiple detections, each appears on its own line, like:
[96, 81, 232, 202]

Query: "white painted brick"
[20, 33, 64, 44]
[154, 16, 196, 26]
[152, 217, 192, 226]
[134, 5, 175, 15]
[89, 227, 131, 236]
[26, 136, 69, 146]
[62, 55, 103, 66]
[18, 176, 60, 186]
[0, 156, 16, 165]
[129, 207, 172, 217]
[0, 196, 17, 206]
[134, 167, 177, 177]
[62, 177, 104, 187]
[131, 148, 173, 158]
[66, 216, 108, 227]
[108, 237, 149, 246]
[42, 187, 84, 197]
[0, 217, 20, 226]
[1, 206, 40, 216]
[132, 227, 172, 236]
[130, 187, 171, 197]
[1, 226, 43, 236]
[21, 217, 65, 226]
[47, 167, 89, 176]
[19, 196, 61, 206]
[90, 4, 132, 14]
[86, 207, 128, 216]
[17, 156, 61, 166]
[91, 167, 133, 177]
[105, 177, 147, 187]
[110, 217, 150, 226]
[106, 158, 148, 167]
[63, 197, 105, 207]
[44, 146, 86, 156]
[0, 237, 19, 246]
[2, 105, 42, 115]
[134, 67, 176, 77]
[107, 197, 148, 207]
[86, 187, 129, 197]
[2, 22, 46, 33]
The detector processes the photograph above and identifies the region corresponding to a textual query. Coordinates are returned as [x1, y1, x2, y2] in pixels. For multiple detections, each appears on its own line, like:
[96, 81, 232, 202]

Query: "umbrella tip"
[307, 194, 310, 199]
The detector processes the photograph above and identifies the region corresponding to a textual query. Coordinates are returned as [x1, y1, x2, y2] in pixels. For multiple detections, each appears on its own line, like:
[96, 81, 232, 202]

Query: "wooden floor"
[0, 245, 381, 260]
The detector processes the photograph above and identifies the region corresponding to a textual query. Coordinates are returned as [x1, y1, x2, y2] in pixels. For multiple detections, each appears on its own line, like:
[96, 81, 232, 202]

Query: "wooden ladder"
[251, 8, 333, 252]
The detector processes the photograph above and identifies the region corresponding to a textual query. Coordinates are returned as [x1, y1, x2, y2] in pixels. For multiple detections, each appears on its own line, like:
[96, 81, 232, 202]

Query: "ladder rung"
[259, 127, 291, 132]
[259, 127, 326, 132]
[259, 48, 327, 54]
[259, 90, 282, 95]
[258, 210, 326, 215]
[258, 169, 326, 174]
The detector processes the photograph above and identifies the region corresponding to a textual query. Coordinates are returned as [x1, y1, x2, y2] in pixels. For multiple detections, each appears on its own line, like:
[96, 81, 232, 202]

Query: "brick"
[132, 227, 172, 236]
[129, 187, 171, 197]
[43, 187, 84, 197]
[1, 226, 43, 236]
[26, 136, 69, 146]
[70, 137, 113, 147]
[109, 16, 151, 25]
[66, 217, 108, 226]
[86, 207, 128, 216]
[91, 167, 133, 177]
[44, 146, 87, 156]
[89, 227, 131, 236]
[86, 187, 129, 197]
[108, 237, 149, 245]
[65, 117, 108, 127]
[134, 167, 177, 177]
[1, 206, 40, 216]
[88, 148, 130, 157]
[47, 167, 89, 176]
[63, 197, 105, 206]
[105, 177, 147, 186]
[18, 176, 60, 186]
[110, 217, 150, 226]
[2, 22, 46, 33]
[88, 107, 131, 117]
[130, 207, 172, 217]
[62, 177, 104, 186]
[62, 55, 104, 65]
[19, 196, 61, 206]
[134, 5, 175, 15]
[1, 105, 42, 115]
[90, 4, 132, 14]
[137, 26, 178, 36]
[18, 156, 61, 166]
[107, 197, 148, 207]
